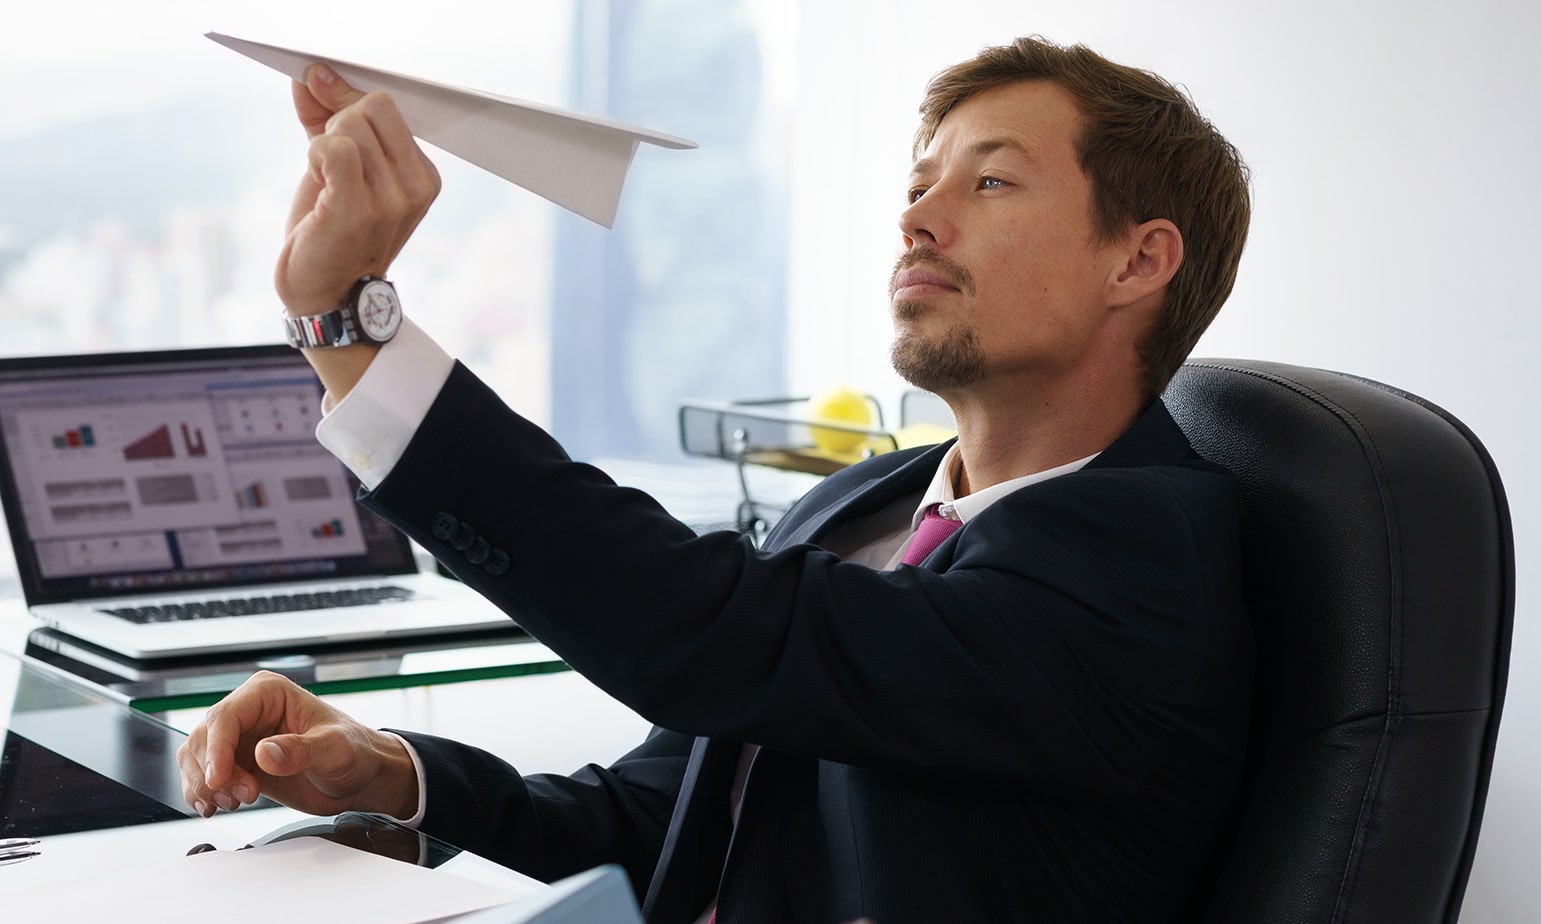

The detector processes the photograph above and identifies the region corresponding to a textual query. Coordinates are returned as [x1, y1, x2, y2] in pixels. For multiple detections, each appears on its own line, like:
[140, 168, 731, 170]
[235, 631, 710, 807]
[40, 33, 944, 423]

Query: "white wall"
[787, 2, 1541, 919]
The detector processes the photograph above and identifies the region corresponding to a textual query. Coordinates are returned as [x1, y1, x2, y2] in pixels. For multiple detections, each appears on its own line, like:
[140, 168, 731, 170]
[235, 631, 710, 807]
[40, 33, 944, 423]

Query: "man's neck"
[944, 375, 1145, 498]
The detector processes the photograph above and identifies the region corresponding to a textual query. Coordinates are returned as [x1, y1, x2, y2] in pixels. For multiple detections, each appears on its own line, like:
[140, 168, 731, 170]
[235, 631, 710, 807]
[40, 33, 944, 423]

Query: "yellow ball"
[891, 422, 956, 450]
[808, 387, 875, 454]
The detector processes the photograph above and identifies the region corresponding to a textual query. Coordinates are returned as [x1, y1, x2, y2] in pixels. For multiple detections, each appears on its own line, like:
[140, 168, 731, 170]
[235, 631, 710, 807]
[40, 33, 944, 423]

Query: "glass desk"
[19, 622, 572, 713]
[0, 648, 642, 922]
[0, 600, 653, 812]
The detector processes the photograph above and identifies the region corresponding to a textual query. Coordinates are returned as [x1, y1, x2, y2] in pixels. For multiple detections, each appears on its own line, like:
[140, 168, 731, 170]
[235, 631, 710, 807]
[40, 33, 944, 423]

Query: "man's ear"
[1108, 219, 1183, 309]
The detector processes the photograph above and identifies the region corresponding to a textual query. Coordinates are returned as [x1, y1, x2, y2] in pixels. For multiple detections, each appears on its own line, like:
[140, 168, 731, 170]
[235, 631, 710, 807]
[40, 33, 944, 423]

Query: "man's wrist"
[302, 345, 383, 403]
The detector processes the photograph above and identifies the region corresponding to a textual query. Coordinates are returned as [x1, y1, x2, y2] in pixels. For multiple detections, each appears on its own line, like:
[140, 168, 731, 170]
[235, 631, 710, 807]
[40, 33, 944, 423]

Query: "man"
[179, 36, 1253, 923]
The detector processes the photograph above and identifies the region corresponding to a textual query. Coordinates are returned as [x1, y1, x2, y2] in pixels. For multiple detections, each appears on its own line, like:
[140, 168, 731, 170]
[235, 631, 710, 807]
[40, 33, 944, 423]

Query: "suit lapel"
[771, 441, 952, 550]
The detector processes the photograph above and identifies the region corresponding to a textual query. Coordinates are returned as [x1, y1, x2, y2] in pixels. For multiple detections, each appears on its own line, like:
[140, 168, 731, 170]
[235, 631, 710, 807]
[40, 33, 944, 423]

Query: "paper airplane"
[207, 32, 697, 228]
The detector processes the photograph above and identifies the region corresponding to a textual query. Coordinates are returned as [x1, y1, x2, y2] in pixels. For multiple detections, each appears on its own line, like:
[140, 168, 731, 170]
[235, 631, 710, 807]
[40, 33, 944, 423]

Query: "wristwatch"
[283, 276, 402, 349]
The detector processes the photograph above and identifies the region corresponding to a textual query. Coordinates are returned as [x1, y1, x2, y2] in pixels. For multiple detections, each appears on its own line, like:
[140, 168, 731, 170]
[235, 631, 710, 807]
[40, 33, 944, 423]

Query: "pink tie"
[901, 503, 962, 566]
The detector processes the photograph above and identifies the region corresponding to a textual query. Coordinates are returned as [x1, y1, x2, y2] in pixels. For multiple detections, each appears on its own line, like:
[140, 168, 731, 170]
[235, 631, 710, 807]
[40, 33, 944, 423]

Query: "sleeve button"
[465, 537, 491, 565]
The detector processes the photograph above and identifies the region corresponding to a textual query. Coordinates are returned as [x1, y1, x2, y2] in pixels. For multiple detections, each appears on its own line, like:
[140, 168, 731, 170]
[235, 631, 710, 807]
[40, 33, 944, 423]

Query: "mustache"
[889, 246, 974, 299]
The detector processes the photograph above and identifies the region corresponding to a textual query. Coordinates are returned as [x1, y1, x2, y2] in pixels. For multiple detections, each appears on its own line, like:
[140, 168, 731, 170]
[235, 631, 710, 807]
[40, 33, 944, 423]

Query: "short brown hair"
[916, 36, 1252, 399]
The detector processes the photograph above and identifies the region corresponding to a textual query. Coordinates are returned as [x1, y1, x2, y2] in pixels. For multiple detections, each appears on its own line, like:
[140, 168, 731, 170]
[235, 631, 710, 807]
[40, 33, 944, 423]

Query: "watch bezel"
[354, 277, 402, 342]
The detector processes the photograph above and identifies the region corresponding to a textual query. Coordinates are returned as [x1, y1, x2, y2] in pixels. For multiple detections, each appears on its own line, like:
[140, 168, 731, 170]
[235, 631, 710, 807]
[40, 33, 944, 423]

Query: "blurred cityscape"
[0, 0, 798, 577]
[0, 0, 789, 467]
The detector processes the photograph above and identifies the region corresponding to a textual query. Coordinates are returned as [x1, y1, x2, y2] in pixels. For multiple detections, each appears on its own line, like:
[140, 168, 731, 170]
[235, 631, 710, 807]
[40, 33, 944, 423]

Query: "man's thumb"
[256, 734, 309, 775]
[305, 62, 366, 112]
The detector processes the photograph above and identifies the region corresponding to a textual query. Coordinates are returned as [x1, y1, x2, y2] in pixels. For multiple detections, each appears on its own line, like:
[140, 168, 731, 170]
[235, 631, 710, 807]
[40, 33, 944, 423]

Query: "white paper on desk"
[4, 836, 538, 924]
[206, 32, 698, 228]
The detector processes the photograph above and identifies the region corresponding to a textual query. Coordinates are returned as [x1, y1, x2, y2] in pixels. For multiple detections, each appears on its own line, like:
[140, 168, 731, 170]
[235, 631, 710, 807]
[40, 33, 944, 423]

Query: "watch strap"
[283, 310, 354, 349]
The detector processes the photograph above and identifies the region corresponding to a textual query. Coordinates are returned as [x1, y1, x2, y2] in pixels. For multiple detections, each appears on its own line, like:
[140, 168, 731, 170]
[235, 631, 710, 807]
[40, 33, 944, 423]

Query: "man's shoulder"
[984, 400, 1239, 527]
[1084, 398, 1204, 472]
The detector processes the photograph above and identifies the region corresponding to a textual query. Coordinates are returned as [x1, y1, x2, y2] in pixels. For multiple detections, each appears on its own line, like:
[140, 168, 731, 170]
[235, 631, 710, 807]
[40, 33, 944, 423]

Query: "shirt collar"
[909, 442, 1099, 530]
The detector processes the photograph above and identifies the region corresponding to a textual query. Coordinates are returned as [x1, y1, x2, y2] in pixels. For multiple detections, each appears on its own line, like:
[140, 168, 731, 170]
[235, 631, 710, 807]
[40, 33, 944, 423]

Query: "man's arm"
[396, 728, 695, 890]
[177, 672, 694, 890]
[366, 364, 1251, 799]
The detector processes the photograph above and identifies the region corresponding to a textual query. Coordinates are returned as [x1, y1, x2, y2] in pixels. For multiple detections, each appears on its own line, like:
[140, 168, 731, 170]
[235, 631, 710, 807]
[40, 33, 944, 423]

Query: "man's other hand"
[176, 670, 418, 819]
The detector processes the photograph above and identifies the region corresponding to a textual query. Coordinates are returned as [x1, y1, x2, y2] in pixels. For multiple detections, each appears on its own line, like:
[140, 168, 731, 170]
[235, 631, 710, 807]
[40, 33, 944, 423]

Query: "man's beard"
[889, 313, 987, 393]
[887, 246, 984, 392]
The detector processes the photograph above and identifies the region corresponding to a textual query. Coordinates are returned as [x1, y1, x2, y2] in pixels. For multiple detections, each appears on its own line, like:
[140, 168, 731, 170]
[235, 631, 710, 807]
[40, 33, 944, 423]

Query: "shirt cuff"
[380, 731, 429, 828]
[314, 317, 454, 491]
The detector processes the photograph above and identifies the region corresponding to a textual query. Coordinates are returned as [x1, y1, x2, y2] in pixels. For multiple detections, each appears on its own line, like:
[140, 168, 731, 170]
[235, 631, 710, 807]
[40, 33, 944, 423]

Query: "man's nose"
[898, 188, 951, 250]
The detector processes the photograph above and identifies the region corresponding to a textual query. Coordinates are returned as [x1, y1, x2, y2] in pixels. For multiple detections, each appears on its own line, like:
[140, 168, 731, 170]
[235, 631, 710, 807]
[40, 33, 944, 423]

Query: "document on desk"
[4, 837, 537, 924]
[205, 32, 697, 228]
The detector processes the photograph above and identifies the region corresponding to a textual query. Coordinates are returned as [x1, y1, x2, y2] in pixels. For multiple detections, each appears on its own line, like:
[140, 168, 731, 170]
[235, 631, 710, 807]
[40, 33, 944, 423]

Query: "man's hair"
[915, 36, 1252, 399]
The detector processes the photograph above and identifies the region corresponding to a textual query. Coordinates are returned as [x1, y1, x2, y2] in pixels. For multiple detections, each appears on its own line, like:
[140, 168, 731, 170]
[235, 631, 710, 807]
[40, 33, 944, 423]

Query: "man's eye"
[979, 176, 1006, 190]
[907, 187, 927, 204]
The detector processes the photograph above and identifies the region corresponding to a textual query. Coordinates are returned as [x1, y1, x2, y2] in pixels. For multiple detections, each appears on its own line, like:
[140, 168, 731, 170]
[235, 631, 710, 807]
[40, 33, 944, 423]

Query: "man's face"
[889, 80, 1124, 395]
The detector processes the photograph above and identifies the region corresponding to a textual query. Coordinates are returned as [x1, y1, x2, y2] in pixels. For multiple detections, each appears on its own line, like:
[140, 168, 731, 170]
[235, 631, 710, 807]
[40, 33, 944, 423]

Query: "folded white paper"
[207, 32, 698, 228]
[5, 837, 530, 924]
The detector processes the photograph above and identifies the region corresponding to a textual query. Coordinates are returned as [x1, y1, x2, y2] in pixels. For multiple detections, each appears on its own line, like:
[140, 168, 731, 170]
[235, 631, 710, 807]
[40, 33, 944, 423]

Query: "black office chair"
[1162, 359, 1514, 923]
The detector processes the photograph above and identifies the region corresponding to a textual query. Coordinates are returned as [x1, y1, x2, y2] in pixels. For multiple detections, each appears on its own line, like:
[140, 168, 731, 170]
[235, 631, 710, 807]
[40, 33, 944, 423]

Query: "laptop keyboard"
[103, 586, 416, 624]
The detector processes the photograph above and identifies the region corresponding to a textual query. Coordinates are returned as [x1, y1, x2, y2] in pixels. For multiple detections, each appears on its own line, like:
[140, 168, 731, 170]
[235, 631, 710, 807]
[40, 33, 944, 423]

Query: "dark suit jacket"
[364, 363, 1253, 923]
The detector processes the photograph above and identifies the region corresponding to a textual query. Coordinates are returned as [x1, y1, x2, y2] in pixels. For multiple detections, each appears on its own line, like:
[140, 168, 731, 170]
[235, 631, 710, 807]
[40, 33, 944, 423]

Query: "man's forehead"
[918, 81, 1078, 147]
[910, 136, 1041, 177]
[913, 81, 1082, 169]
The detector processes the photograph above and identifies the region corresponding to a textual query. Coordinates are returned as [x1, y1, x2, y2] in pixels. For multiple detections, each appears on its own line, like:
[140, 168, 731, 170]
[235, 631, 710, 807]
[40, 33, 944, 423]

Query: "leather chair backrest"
[1163, 359, 1514, 924]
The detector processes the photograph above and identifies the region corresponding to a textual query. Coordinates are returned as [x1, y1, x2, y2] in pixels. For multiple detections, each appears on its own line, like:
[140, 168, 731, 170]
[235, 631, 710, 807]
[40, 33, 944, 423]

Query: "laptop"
[0, 344, 515, 659]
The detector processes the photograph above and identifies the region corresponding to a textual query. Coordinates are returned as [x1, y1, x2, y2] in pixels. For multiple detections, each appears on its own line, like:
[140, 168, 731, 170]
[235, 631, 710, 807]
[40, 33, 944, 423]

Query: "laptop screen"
[0, 345, 417, 606]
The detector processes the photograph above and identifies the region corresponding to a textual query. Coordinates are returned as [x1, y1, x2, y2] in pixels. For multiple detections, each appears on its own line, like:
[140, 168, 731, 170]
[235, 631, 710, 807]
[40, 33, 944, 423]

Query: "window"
[0, 1, 805, 571]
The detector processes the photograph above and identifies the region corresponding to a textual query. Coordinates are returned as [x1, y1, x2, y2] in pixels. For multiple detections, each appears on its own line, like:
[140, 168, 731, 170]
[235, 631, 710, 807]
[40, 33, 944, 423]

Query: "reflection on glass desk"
[21, 623, 571, 713]
[1, 646, 192, 839]
[0, 648, 642, 923]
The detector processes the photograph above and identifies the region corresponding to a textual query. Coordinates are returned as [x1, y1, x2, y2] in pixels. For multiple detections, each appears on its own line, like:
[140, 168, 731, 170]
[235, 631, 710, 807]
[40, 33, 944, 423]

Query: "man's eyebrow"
[910, 137, 1039, 178]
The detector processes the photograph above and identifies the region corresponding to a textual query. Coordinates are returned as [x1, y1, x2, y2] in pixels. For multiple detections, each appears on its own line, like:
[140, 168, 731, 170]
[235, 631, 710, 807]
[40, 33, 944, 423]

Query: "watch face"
[356, 278, 402, 341]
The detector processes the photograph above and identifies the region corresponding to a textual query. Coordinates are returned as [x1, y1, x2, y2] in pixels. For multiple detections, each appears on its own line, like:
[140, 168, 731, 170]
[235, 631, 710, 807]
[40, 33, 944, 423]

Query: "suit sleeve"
[362, 364, 1248, 800]
[392, 724, 694, 893]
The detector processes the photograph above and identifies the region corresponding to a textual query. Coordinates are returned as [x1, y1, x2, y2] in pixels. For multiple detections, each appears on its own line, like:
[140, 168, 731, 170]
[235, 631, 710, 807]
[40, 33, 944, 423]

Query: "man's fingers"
[178, 734, 260, 815]
[322, 93, 438, 214]
[198, 671, 299, 787]
[177, 739, 216, 816]
[345, 91, 434, 190]
[199, 700, 245, 790]
[323, 106, 398, 203]
[306, 133, 369, 221]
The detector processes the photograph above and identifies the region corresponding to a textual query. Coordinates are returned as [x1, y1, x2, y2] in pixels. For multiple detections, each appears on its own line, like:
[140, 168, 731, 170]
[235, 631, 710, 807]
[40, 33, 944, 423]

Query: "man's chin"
[889, 327, 986, 394]
[891, 299, 930, 324]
